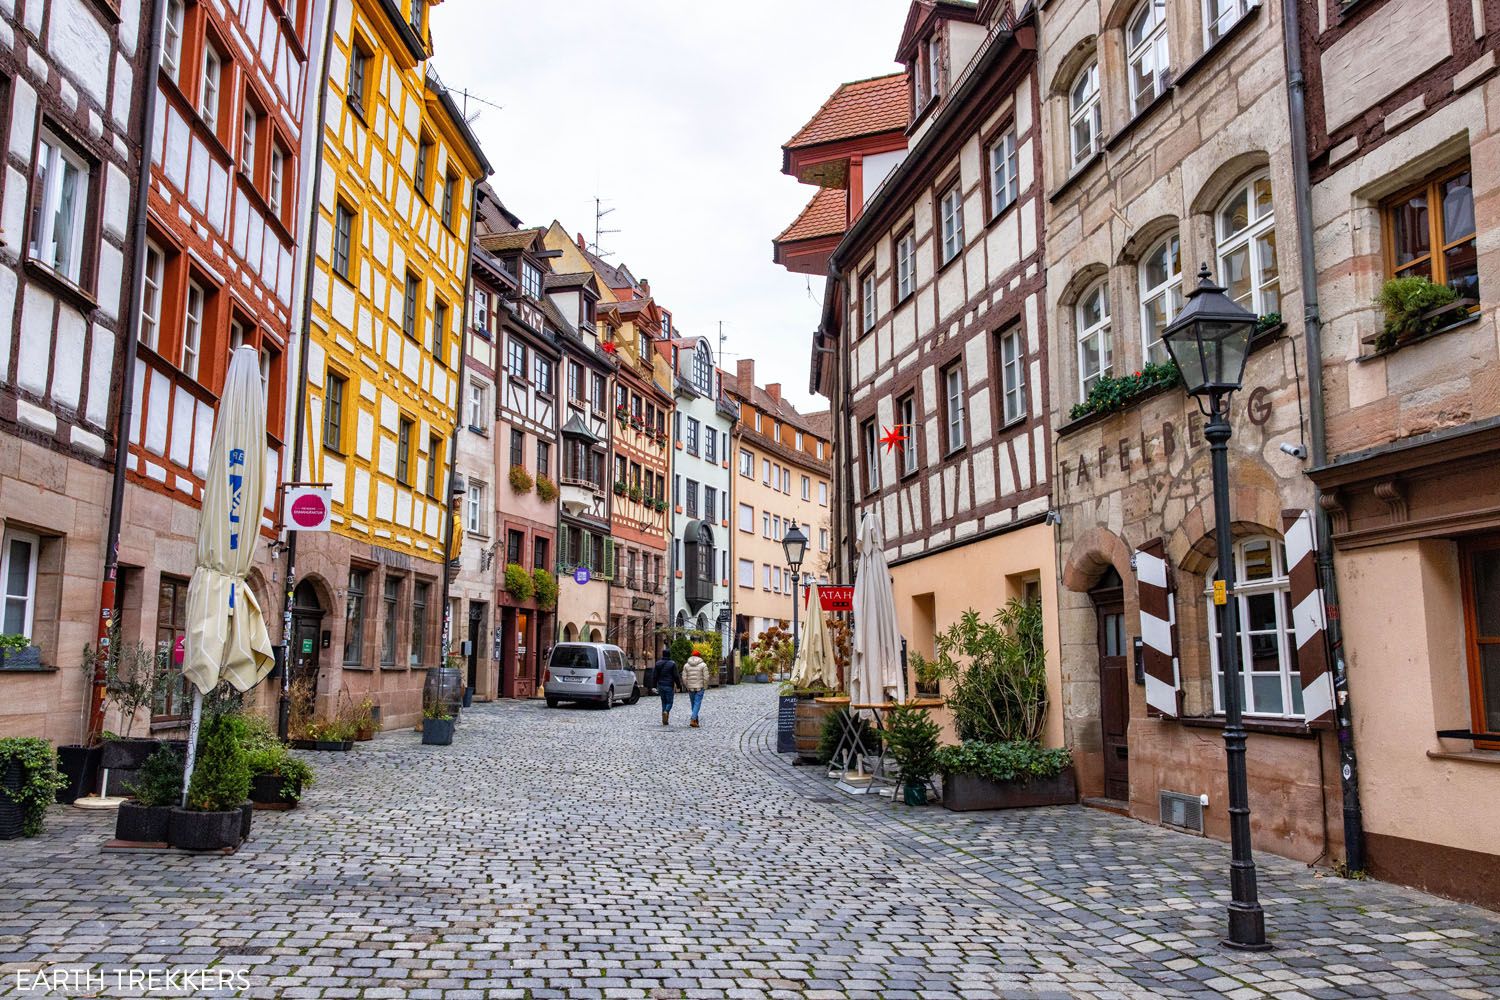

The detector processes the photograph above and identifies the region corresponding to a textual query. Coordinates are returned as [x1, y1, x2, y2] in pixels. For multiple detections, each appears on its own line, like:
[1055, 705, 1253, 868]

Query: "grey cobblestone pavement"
[1, 683, 1496, 998]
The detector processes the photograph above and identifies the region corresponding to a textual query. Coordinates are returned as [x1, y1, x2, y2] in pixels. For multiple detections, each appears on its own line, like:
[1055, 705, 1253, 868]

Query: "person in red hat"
[681, 647, 710, 727]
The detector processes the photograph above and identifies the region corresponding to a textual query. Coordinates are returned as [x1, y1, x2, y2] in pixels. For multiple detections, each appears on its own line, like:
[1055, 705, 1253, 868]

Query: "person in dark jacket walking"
[653, 647, 680, 726]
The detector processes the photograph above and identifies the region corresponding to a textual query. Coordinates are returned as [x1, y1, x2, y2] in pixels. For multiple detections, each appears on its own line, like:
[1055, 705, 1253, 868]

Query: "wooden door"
[1093, 585, 1129, 801]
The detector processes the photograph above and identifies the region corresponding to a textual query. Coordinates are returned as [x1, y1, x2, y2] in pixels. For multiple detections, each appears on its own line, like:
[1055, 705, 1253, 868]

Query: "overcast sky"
[429, 1, 910, 412]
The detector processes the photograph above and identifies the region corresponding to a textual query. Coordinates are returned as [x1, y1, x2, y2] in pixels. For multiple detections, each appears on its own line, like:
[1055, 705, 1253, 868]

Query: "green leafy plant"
[1068, 361, 1180, 421]
[84, 622, 172, 741]
[244, 742, 315, 801]
[1255, 312, 1282, 334]
[533, 568, 558, 611]
[628, 484, 643, 503]
[934, 740, 1072, 783]
[535, 476, 558, 503]
[423, 703, 454, 722]
[613, 480, 628, 496]
[0, 634, 30, 651]
[0, 738, 65, 836]
[504, 563, 535, 601]
[934, 598, 1048, 744]
[909, 650, 951, 696]
[508, 465, 534, 494]
[126, 745, 185, 808]
[1375, 275, 1461, 351]
[186, 714, 251, 812]
[883, 704, 941, 792]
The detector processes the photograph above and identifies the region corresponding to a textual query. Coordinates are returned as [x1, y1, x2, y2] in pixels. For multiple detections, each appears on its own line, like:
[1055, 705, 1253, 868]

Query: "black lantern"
[782, 521, 808, 652]
[1162, 264, 1257, 398]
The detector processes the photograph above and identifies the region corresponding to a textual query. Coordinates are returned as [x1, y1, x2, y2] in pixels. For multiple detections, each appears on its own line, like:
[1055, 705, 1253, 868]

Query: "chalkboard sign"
[777, 695, 798, 754]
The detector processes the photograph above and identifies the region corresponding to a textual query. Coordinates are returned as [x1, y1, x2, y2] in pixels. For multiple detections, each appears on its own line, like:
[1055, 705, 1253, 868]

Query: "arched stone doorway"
[290, 579, 326, 695]
[1090, 567, 1129, 801]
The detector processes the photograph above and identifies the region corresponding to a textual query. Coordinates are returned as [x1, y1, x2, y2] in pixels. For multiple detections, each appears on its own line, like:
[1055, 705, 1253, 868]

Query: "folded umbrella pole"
[180, 347, 277, 806]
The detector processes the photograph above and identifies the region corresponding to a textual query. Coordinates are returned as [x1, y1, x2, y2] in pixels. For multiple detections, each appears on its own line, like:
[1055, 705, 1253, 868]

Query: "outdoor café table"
[814, 696, 863, 776]
[851, 698, 946, 801]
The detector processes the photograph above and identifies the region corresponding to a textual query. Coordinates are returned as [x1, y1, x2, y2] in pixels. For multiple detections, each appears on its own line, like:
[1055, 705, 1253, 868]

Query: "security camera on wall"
[1279, 442, 1308, 461]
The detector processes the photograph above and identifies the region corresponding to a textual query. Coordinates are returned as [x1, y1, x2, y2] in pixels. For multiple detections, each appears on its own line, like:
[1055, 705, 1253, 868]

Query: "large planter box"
[114, 802, 172, 844]
[0, 759, 23, 839]
[249, 773, 301, 809]
[56, 745, 101, 803]
[941, 766, 1078, 812]
[0, 645, 42, 670]
[167, 807, 243, 851]
[100, 738, 161, 772]
[422, 718, 454, 746]
[289, 740, 351, 752]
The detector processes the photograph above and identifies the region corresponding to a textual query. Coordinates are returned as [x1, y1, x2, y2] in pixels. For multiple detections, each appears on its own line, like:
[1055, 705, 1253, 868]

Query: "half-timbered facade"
[812, 1, 1063, 741]
[0, 0, 152, 740]
[471, 209, 561, 699]
[1297, 0, 1500, 906]
[1041, 0, 1342, 865]
[292, 0, 489, 728]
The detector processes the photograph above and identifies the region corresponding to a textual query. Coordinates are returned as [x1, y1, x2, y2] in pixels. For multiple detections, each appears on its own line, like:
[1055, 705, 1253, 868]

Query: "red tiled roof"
[775, 187, 848, 244]
[785, 72, 911, 151]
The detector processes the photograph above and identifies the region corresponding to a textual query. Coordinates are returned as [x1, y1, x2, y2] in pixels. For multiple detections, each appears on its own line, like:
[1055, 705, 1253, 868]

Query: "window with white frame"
[1069, 62, 1101, 169]
[1000, 328, 1026, 424]
[861, 271, 876, 333]
[161, 0, 185, 82]
[988, 130, 1019, 217]
[762, 564, 772, 590]
[898, 393, 918, 476]
[465, 481, 485, 534]
[241, 106, 259, 176]
[762, 512, 771, 538]
[1140, 234, 1183, 366]
[30, 132, 91, 284]
[1205, 0, 1248, 45]
[861, 418, 881, 494]
[1126, 1, 1170, 116]
[895, 230, 915, 301]
[268, 145, 285, 215]
[819, 528, 829, 552]
[1205, 536, 1303, 718]
[473, 287, 489, 332]
[738, 558, 754, 588]
[200, 44, 222, 131]
[939, 184, 964, 264]
[1217, 172, 1279, 317]
[926, 35, 942, 103]
[943, 363, 966, 452]
[801, 475, 810, 500]
[183, 281, 205, 379]
[818, 482, 828, 506]
[140, 242, 164, 350]
[1076, 279, 1111, 399]
[467, 379, 488, 430]
[1, 531, 40, 639]
[738, 503, 753, 533]
[739, 449, 753, 478]
[522, 262, 542, 300]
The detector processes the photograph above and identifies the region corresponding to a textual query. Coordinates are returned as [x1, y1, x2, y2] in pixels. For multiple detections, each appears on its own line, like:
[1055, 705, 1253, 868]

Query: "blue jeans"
[689, 690, 705, 720]
[658, 684, 675, 714]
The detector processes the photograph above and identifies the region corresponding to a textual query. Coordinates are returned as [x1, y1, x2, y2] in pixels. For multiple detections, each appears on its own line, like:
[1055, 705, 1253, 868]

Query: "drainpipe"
[831, 270, 856, 581]
[1284, 0, 1365, 873]
[277, 2, 339, 739]
[439, 181, 481, 667]
[89, 0, 166, 743]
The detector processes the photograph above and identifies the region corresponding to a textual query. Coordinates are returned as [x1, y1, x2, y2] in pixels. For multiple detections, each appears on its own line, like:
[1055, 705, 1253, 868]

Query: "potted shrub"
[884, 704, 941, 805]
[115, 745, 183, 843]
[422, 704, 455, 746]
[0, 738, 65, 839]
[504, 563, 535, 602]
[0, 633, 42, 670]
[168, 714, 250, 851]
[1374, 275, 1465, 351]
[351, 699, 379, 741]
[924, 599, 1077, 811]
[613, 480, 627, 496]
[246, 745, 315, 810]
[508, 464, 534, 494]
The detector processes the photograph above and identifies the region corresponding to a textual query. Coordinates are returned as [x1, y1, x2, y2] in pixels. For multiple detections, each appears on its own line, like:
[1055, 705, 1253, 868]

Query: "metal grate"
[1159, 790, 1204, 834]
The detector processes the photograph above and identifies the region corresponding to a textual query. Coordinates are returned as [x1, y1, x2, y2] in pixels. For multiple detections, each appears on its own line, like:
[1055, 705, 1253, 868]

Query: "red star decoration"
[879, 424, 907, 454]
[601, 341, 617, 354]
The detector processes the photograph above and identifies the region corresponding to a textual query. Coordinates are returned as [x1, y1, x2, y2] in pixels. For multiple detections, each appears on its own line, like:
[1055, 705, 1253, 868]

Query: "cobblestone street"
[1, 684, 1497, 999]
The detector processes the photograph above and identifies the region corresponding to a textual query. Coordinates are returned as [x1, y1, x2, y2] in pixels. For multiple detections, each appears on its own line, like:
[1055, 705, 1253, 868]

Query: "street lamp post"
[1161, 264, 1269, 951]
[782, 521, 808, 653]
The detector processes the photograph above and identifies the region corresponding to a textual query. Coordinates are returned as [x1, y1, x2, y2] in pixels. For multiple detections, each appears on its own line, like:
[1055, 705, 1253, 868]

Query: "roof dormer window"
[927, 35, 942, 103]
[913, 33, 941, 112]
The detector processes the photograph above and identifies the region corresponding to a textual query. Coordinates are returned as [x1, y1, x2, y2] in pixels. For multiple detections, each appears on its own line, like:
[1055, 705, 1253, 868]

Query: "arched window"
[693, 342, 713, 395]
[1075, 278, 1112, 399]
[1139, 234, 1182, 366]
[1216, 172, 1279, 317]
[1069, 62, 1101, 169]
[1204, 536, 1302, 718]
[1126, 2, 1169, 115]
[1205, 0, 1248, 45]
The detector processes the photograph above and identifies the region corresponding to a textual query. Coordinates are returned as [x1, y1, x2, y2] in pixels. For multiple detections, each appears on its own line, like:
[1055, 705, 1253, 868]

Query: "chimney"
[765, 383, 782, 403]
[737, 359, 755, 393]
[576, 232, 586, 249]
[640, 278, 651, 296]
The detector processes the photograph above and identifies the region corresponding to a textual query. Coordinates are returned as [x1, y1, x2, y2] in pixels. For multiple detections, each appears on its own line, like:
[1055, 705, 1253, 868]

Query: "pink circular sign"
[290, 492, 329, 528]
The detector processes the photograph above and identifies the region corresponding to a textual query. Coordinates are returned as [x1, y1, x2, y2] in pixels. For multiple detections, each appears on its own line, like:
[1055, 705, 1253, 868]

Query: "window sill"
[380, 664, 407, 672]
[983, 198, 1019, 234]
[1049, 151, 1104, 204]
[1427, 748, 1500, 765]
[1172, 5, 1262, 91]
[937, 250, 962, 274]
[1357, 312, 1482, 362]
[82, 0, 121, 24]
[23, 257, 97, 314]
[1105, 86, 1174, 153]
[342, 663, 372, 672]
[0, 663, 57, 674]
[1176, 715, 1324, 738]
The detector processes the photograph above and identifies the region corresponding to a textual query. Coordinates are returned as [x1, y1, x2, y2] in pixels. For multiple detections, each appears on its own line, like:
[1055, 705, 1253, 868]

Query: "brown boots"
[690, 719, 699, 728]
[661, 712, 669, 726]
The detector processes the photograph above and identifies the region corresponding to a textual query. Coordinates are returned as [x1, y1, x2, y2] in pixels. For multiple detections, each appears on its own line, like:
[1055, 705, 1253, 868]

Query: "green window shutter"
[603, 538, 615, 581]
[559, 525, 571, 569]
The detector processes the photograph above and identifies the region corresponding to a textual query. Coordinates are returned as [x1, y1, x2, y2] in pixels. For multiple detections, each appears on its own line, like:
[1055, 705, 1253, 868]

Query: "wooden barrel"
[793, 697, 833, 761]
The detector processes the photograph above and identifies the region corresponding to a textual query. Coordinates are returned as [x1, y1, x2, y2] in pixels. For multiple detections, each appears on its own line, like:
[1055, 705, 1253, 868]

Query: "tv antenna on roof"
[589, 196, 620, 259]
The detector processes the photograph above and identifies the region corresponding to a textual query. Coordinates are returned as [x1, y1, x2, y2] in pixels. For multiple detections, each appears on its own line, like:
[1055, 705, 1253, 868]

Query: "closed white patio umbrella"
[180, 347, 275, 803]
[851, 510, 905, 715]
[790, 583, 839, 691]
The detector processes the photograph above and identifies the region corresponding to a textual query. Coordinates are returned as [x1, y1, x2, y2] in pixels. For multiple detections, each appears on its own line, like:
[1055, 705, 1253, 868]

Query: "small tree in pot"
[116, 745, 183, 844]
[883, 704, 941, 805]
[168, 714, 251, 851]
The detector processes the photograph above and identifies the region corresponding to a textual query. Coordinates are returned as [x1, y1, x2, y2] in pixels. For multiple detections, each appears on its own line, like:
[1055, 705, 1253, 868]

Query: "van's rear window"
[551, 646, 596, 669]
